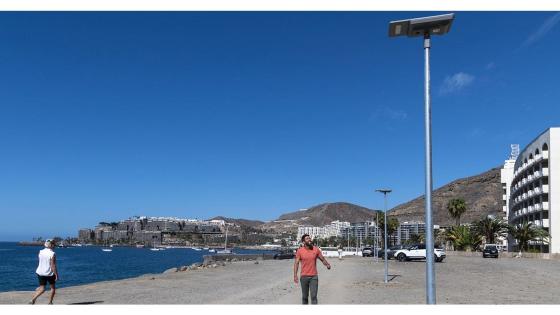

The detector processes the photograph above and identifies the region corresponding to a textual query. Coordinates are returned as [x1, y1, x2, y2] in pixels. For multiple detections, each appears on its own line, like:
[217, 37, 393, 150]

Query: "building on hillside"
[297, 226, 327, 240]
[84, 216, 225, 245]
[297, 220, 351, 241]
[507, 127, 559, 253]
[78, 229, 94, 242]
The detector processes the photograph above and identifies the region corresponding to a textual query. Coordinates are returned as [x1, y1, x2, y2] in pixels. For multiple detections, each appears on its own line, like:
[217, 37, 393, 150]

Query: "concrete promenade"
[1, 255, 560, 304]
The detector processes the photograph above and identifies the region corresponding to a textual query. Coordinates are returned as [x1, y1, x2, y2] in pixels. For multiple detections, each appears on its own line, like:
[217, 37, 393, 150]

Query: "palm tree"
[377, 215, 399, 246]
[409, 233, 425, 244]
[447, 198, 467, 226]
[473, 216, 509, 244]
[446, 225, 482, 251]
[508, 222, 549, 254]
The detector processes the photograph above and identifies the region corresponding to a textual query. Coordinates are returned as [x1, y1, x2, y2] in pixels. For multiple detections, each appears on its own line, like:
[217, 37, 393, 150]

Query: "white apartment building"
[507, 127, 560, 253]
[297, 220, 351, 241]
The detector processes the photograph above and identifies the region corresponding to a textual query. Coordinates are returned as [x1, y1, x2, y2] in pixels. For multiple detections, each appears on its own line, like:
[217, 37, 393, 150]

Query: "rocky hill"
[388, 167, 503, 226]
[260, 202, 378, 233]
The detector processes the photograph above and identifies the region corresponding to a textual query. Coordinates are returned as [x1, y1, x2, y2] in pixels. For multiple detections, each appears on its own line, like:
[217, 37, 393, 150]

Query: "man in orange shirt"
[293, 234, 331, 304]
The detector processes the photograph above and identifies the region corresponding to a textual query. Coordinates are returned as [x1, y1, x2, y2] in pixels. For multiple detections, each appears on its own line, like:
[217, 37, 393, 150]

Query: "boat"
[136, 244, 144, 248]
[203, 247, 209, 250]
[216, 225, 233, 254]
[101, 240, 112, 252]
[149, 248, 161, 251]
[191, 247, 202, 251]
[208, 249, 216, 253]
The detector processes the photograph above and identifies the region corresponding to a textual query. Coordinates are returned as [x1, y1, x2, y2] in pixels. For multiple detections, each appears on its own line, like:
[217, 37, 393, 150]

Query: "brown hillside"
[388, 167, 503, 226]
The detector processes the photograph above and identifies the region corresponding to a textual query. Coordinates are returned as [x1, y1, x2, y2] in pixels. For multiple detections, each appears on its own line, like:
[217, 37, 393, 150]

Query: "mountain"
[260, 202, 379, 233]
[388, 167, 503, 226]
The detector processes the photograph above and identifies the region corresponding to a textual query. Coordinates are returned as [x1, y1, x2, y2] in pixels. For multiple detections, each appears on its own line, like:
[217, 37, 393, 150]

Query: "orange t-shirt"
[296, 246, 321, 276]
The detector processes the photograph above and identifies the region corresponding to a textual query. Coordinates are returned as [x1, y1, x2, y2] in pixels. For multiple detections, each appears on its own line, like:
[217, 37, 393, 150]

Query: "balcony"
[543, 219, 550, 228]
[543, 202, 549, 210]
[528, 190, 534, 197]
[534, 171, 541, 178]
[542, 185, 549, 193]
[543, 168, 549, 176]
[523, 207, 528, 214]
[503, 206, 508, 212]
[528, 205, 534, 212]
[543, 151, 549, 159]
[535, 154, 542, 162]
[534, 204, 542, 211]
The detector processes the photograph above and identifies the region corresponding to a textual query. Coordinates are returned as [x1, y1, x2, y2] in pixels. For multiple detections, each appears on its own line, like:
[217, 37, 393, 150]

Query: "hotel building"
[506, 127, 560, 253]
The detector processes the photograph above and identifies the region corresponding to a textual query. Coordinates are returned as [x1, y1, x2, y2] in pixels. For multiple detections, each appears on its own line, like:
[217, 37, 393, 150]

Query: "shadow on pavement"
[69, 300, 104, 305]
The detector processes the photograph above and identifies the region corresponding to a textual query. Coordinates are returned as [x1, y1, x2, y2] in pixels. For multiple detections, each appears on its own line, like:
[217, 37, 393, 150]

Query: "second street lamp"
[376, 189, 392, 284]
[388, 13, 455, 305]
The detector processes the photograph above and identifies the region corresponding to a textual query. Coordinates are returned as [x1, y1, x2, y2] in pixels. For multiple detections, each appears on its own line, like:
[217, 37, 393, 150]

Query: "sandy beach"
[2, 255, 560, 304]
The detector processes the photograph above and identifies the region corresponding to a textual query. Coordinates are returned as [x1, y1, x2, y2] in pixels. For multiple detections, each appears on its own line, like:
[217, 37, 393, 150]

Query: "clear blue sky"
[1, 12, 559, 240]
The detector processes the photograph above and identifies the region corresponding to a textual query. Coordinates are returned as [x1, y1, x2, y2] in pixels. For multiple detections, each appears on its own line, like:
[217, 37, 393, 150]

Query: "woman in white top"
[30, 239, 59, 305]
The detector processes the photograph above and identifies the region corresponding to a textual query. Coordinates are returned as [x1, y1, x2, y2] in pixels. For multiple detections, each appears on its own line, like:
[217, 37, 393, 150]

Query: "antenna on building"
[510, 144, 520, 160]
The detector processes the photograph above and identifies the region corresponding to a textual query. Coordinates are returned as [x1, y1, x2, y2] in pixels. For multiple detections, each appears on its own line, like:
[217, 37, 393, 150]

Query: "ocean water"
[0, 242, 267, 292]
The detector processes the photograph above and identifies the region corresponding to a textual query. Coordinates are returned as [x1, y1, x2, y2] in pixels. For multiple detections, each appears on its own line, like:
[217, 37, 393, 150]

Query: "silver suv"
[394, 244, 446, 262]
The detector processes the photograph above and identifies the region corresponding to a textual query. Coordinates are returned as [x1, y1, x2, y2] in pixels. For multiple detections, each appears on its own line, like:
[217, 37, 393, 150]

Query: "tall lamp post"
[375, 189, 391, 283]
[375, 211, 379, 263]
[388, 13, 455, 304]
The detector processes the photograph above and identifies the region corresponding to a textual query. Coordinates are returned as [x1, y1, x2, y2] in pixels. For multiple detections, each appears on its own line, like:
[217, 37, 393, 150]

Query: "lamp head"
[389, 13, 455, 38]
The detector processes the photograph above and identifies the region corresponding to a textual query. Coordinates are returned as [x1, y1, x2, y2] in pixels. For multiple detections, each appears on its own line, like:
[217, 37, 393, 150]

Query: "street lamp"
[388, 13, 455, 305]
[375, 211, 379, 263]
[375, 189, 392, 284]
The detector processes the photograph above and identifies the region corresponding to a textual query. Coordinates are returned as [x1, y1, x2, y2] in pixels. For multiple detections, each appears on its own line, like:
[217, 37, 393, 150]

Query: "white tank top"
[36, 248, 55, 276]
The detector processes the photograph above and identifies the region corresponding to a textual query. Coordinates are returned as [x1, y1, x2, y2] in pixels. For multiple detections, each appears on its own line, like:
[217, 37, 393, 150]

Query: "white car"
[393, 244, 446, 262]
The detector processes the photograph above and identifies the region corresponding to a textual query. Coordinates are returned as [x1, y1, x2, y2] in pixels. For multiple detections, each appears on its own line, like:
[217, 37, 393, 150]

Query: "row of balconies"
[511, 167, 549, 194]
[512, 184, 549, 205]
[514, 151, 549, 178]
[512, 202, 549, 218]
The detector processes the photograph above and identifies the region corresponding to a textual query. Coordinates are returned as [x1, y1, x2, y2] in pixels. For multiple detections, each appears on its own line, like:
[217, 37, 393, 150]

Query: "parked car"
[362, 247, 374, 257]
[394, 244, 446, 262]
[378, 245, 406, 260]
[482, 244, 499, 258]
[273, 249, 295, 260]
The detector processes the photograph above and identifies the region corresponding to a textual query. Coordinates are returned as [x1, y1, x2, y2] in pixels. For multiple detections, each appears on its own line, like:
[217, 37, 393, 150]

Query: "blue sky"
[0, 12, 559, 240]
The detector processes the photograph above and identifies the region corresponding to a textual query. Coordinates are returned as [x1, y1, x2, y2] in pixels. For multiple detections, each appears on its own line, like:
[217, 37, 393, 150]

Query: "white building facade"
[507, 128, 560, 253]
[297, 221, 351, 241]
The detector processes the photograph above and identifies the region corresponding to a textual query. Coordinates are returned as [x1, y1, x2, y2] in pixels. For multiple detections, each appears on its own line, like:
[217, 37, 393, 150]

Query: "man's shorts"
[37, 274, 56, 286]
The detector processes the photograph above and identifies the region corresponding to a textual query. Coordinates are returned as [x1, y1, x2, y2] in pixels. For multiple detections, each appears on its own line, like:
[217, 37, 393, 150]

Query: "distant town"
[70, 215, 437, 250]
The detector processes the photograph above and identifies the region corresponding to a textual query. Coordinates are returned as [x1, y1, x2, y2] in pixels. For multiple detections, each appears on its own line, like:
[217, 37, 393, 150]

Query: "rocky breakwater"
[162, 255, 266, 275]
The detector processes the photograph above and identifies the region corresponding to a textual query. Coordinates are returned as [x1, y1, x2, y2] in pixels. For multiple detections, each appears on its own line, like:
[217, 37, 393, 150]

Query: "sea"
[0, 242, 269, 293]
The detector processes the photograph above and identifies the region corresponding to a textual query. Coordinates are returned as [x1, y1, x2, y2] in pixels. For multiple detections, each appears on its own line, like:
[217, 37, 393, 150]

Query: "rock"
[163, 267, 178, 274]
[211, 264, 217, 268]
[180, 266, 188, 272]
[190, 262, 202, 268]
[254, 261, 259, 264]
[231, 258, 238, 262]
